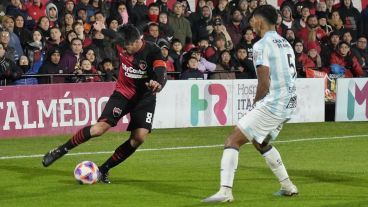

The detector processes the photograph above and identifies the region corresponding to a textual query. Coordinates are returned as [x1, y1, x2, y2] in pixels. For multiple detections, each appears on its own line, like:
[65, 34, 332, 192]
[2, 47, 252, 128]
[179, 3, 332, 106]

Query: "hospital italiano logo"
[190, 84, 227, 126]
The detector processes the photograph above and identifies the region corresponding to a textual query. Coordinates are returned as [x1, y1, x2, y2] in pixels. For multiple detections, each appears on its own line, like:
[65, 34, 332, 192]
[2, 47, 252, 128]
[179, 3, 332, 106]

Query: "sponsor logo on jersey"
[122, 63, 148, 79]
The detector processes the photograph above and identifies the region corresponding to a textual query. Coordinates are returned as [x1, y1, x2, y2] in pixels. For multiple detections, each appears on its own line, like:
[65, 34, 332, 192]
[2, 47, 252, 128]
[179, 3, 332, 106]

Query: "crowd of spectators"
[0, 0, 367, 86]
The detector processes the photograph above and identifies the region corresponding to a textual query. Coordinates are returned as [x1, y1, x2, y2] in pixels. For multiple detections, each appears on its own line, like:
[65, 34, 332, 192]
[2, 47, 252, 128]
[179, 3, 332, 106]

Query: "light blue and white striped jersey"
[253, 31, 297, 118]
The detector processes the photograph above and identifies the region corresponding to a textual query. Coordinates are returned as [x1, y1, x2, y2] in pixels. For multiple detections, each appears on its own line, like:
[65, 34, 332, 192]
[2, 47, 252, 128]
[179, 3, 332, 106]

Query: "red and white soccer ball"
[74, 161, 99, 184]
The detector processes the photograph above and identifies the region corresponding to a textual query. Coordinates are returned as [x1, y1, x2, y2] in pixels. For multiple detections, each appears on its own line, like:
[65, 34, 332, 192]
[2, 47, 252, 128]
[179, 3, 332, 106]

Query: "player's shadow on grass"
[0, 164, 86, 201]
[246, 165, 368, 187]
[321, 200, 368, 207]
[114, 178, 203, 199]
[0, 163, 70, 179]
[286, 168, 367, 187]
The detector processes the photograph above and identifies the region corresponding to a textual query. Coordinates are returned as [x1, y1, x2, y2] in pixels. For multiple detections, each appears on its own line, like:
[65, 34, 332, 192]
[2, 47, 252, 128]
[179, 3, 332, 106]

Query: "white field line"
[0, 134, 367, 160]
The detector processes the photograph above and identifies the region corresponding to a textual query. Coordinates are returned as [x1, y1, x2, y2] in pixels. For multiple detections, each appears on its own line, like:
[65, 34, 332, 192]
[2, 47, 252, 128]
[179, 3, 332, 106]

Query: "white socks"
[263, 146, 293, 187]
[219, 146, 292, 192]
[220, 148, 239, 188]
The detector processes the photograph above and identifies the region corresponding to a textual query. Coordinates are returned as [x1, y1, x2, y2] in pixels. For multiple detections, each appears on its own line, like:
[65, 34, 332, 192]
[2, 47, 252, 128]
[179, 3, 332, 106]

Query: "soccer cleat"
[274, 184, 299, 197]
[98, 170, 111, 184]
[202, 189, 234, 203]
[42, 147, 67, 167]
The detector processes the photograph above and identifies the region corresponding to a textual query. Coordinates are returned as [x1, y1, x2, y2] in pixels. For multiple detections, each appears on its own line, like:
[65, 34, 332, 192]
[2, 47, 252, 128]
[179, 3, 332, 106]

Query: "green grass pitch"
[0, 122, 367, 207]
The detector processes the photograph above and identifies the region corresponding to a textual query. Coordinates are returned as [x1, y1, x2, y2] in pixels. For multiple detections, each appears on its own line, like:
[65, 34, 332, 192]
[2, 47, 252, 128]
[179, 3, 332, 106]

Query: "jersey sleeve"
[253, 41, 270, 68]
[148, 44, 167, 87]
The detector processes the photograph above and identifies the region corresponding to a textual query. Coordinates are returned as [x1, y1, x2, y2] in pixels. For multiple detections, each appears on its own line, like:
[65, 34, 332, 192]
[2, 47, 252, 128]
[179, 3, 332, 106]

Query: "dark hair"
[94, 11, 105, 18]
[342, 30, 352, 37]
[157, 37, 169, 46]
[329, 30, 341, 38]
[148, 2, 160, 9]
[251, 5, 278, 25]
[316, 11, 328, 20]
[116, 24, 141, 47]
[230, 8, 242, 16]
[220, 50, 231, 57]
[357, 36, 367, 41]
[50, 27, 61, 32]
[242, 26, 253, 35]
[72, 21, 83, 30]
[285, 28, 295, 32]
[338, 41, 350, 48]
[32, 29, 44, 38]
[171, 38, 182, 45]
[189, 47, 201, 54]
[198, 37, 209, 42]
[71, 37, 83, 44]
[148, 22, 159, 28]
[14, 14, 24, 22]
[83, 46, 96, 55]
[107, 16, 122, 26]
[187, 56, 198, 62]
[37, 16, 50, 28]
[293, 39, 304, 52]
[235, 45, 247, 51]
[215, 33, 226, 42]
[101, 58, 112, 65]
[76, 6, 87, 13]
[47, 47, 61, 59]
[159, 11, 169, 16]
[201, 5, 210, 11]
[306, 14, 317, 22]
[66, 30, 77, 42]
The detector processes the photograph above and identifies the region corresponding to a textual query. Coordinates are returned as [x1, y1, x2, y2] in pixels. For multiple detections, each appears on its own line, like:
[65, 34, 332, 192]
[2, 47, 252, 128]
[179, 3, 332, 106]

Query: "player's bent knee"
[132, 129, 149, 139]
[253, 141, 272, 154]
[91, 122, 111, 136]
[133, 134, 147, 143]
[130, 136, 145, 147]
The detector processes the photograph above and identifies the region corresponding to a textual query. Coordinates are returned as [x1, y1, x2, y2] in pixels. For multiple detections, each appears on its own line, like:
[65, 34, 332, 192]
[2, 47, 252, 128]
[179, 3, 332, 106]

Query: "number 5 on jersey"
[287, 53, 297, 78]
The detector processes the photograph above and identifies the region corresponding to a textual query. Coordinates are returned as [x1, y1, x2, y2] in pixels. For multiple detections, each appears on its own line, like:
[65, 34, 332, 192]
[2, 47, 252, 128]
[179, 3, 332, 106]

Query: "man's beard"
[202, 15, 210, 21]
[232, 17, 242, 23]
[286, 37, 295, 42]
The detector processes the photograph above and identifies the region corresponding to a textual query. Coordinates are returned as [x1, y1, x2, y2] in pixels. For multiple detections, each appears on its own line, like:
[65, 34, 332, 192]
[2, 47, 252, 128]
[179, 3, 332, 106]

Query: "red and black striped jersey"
[115, 40, 165, 99]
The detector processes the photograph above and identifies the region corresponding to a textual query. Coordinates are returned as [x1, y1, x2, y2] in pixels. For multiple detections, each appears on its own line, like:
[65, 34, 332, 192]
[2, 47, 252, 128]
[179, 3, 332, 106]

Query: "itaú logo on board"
[190, 84, 227, 126]
[347, 80, 368, 120]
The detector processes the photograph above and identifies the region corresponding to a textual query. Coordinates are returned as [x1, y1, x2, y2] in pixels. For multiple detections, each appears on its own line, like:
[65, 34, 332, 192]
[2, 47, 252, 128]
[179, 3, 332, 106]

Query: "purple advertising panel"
[0, 83, 129, 138]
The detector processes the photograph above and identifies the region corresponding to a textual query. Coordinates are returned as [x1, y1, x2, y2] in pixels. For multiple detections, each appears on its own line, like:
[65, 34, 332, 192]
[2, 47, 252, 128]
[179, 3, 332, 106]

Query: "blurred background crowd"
[0, 0, 367, 86]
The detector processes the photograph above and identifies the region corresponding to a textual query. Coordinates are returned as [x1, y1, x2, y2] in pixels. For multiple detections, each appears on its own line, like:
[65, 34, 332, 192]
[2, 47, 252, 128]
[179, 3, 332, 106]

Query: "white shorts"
[237, 106, 288, 144]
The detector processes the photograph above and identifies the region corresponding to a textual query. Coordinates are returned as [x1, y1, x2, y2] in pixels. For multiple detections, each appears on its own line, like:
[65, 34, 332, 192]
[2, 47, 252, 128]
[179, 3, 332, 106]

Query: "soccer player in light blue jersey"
[203, 5, 298, 203]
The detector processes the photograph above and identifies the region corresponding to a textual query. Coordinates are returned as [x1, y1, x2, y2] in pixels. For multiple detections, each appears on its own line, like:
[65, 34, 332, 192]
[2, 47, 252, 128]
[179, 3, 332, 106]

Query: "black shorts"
[98, 91, 156, 131]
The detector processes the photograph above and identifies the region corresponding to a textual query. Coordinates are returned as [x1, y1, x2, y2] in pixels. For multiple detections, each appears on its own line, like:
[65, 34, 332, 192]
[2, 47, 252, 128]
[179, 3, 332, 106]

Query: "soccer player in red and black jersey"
[42, 24, 167, 183]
